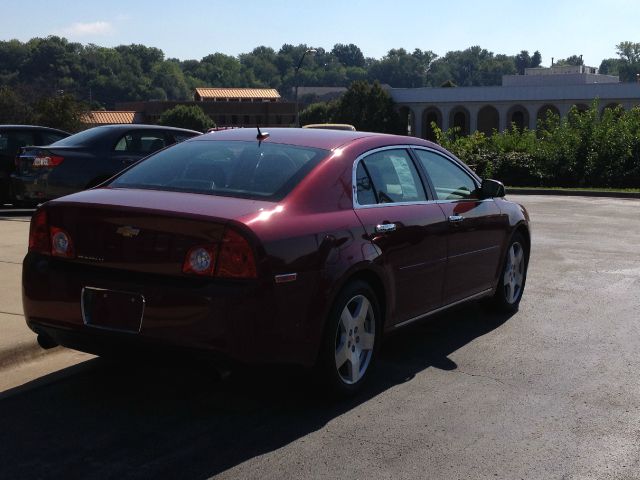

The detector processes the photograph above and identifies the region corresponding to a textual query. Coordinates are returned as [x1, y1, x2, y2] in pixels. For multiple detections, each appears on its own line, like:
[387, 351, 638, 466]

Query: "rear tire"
[490, 232, 528, 312]
[317, 280, 381, 397]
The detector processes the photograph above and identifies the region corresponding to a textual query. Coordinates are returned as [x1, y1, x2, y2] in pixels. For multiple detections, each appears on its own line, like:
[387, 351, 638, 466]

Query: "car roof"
[193, 127, 413, 151]
[0, 125, 70, 135]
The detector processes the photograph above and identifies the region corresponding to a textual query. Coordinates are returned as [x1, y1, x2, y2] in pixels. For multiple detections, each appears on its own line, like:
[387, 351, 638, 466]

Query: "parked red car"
[23, 128, 530, 395]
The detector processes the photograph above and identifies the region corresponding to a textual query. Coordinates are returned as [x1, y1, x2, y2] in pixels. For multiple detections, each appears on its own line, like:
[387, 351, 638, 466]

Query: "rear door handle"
[448, 215, 464, 223]
[375, 223, 397, 233]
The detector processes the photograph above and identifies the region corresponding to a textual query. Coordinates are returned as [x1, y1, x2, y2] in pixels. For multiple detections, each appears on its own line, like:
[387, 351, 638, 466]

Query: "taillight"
[32, 154, 64, 168]
[217, 229, 257, 278]
[50, 227, 75, 258]
[182, 228, 257, 279]
[28, 209, 50, 253]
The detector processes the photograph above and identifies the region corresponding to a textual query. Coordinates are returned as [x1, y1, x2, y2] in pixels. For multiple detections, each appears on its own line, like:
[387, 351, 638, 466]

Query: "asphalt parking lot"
[0, 195, 639, 480]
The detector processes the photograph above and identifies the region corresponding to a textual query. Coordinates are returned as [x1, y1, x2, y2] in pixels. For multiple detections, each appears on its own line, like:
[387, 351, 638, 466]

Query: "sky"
[1, 0, 638, 67]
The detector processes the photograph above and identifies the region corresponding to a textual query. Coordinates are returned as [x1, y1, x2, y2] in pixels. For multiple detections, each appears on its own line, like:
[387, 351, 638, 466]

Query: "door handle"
[375, 223, 397, 233]
[448, 215, 464, 223]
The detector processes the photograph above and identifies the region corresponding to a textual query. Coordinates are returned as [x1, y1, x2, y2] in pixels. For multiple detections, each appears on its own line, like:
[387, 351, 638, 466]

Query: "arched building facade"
[390, 67, 640, 139]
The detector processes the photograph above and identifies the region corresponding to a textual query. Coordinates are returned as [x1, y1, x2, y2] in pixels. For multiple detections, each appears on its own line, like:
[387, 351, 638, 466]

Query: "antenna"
[256, 125, 269, 143]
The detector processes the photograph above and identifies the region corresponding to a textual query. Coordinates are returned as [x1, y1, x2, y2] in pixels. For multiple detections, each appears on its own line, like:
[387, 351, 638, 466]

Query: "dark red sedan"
[23, 128, 530, 394]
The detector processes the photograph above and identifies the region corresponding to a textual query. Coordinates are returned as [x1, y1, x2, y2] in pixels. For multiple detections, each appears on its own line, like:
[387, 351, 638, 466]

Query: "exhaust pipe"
[37, 333, 58, 350]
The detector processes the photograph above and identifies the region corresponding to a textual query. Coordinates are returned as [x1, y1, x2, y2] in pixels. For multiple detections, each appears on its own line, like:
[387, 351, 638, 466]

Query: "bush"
[158, 105, 214, 132]
[432, 100, 640, 188]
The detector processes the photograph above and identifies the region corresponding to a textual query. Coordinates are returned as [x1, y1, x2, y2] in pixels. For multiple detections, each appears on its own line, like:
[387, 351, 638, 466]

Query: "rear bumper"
[10, 173, 49, 203]
[22, 253, 321, 367]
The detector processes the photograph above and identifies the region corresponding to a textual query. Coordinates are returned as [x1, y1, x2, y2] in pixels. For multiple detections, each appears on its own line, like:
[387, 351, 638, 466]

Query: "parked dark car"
[23, 128, 530, 395]
[0, 125, 69, 204]
[11, 124, 201, 205]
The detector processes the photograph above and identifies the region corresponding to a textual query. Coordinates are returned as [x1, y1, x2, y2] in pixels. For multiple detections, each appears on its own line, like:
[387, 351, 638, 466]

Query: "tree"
[599, 58, 622, 75]
[0, 86, 31, 123]
[333, 81, 402, 134]
[554, 55, 584, 66]
[614, 41, 640, 82]
[368, 48, 436, 87]
[300, 101, 337, 125]
[515, 50, 542, 75]
[616, 41, 640, 64]
[427, 46, 515, 87]
[151, 61, 189, 100]
[30, 93, 87, 132]
[331, 44, 365, 68]
[158, 105, 213, 132]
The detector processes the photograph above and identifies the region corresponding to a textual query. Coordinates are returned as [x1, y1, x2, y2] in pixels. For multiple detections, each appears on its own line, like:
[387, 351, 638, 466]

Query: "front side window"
[111, 140, 328, 201]
[356, 149, 426, 205]
[414, 149, 478, 201]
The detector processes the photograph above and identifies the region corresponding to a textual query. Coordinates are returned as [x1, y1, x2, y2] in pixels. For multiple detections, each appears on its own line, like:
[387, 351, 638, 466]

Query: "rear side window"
[356, 149, 426, 205]
[111, 140, 329, 201]
[114, 131, 167, 154]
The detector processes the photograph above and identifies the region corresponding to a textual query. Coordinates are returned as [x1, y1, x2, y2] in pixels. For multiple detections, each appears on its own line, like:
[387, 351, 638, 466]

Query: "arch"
[449, 106, 469, 136]
[422, 107, 442, 141]
[398, 106, 413, 136]
[506, 105, 530, 131]
[477, 105, 499, 136]
[537, 104, 560, 125]
[572, 103, 589, 114]
[601, 103, 624, 116]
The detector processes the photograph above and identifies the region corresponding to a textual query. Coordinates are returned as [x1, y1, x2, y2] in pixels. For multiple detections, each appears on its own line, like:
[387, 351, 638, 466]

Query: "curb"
[507, 188, 640, 199]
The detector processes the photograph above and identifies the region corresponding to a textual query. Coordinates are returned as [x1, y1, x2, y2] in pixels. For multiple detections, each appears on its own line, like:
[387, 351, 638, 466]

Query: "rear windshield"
[50, 127, 106, 147]
[110, 140, 329, 201]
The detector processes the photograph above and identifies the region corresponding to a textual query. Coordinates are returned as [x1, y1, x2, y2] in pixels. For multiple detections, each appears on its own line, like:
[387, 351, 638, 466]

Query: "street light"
[294, 48, 317, 127]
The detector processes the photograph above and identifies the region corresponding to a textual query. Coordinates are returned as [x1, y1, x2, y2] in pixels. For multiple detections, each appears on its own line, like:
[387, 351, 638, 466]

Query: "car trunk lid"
[44, 188, 273, 275]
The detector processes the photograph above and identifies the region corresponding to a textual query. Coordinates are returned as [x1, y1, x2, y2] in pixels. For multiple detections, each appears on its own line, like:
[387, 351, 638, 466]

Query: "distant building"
[391, 66, 640, 140]
[81, 110, 142, 127]
[115, 87, 296, 128]
[194, 87, 280, 102]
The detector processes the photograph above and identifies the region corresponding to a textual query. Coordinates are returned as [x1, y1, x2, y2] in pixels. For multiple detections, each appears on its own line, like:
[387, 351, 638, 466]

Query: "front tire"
[318, 281, 381, 396]
[491, 232, 528, 312]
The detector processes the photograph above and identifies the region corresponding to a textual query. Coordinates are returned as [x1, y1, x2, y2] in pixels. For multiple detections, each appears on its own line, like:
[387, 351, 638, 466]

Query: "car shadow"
[0, 304, 513, 479]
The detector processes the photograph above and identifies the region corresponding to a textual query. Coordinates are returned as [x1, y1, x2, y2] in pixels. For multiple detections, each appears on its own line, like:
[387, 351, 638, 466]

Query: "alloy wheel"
[503, 241, 525, 304]
[334, 294, 376, 385]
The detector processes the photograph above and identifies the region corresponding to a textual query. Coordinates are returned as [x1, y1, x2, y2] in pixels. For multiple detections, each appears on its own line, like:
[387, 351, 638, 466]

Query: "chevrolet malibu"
[23, 128, 530, 395]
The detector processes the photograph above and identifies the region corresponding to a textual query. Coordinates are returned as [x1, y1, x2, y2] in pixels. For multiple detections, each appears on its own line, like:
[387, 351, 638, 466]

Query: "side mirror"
[480, 179, 506, 199]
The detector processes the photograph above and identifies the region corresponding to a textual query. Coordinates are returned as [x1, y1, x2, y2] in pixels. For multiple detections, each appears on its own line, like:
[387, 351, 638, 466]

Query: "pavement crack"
[454, 369, 513, 388]
[0, 311, 23, 317]
[0, 260, 22, 265]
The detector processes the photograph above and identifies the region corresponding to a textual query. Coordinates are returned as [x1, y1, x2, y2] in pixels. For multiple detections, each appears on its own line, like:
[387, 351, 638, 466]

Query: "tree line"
[2, 36, 639, 111]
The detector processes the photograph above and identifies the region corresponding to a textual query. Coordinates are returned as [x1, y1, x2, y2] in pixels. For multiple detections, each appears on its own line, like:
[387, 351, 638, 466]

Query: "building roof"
[195, 88, 281, 100]
[81, 111, 138, 125]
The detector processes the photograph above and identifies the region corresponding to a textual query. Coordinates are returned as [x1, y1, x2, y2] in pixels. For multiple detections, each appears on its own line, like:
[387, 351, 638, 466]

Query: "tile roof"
[81, 111, 137, 125]
[195, 88, 281, 100]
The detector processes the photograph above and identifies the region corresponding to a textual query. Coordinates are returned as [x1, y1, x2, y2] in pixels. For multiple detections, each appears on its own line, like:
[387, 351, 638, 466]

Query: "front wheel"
[491, 233, 528, 312]
[317, 281, 381, 396]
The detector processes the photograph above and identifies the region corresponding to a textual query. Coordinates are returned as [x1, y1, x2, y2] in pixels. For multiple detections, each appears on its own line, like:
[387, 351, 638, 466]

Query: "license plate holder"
[81, 287, 145, 333]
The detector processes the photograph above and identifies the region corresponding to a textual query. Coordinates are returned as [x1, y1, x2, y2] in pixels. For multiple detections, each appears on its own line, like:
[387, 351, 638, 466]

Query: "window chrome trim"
[352, 144, 486, 210]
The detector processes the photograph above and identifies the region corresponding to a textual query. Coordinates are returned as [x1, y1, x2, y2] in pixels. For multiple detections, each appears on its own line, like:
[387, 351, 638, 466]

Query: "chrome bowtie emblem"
[116, 226, 140, 238]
